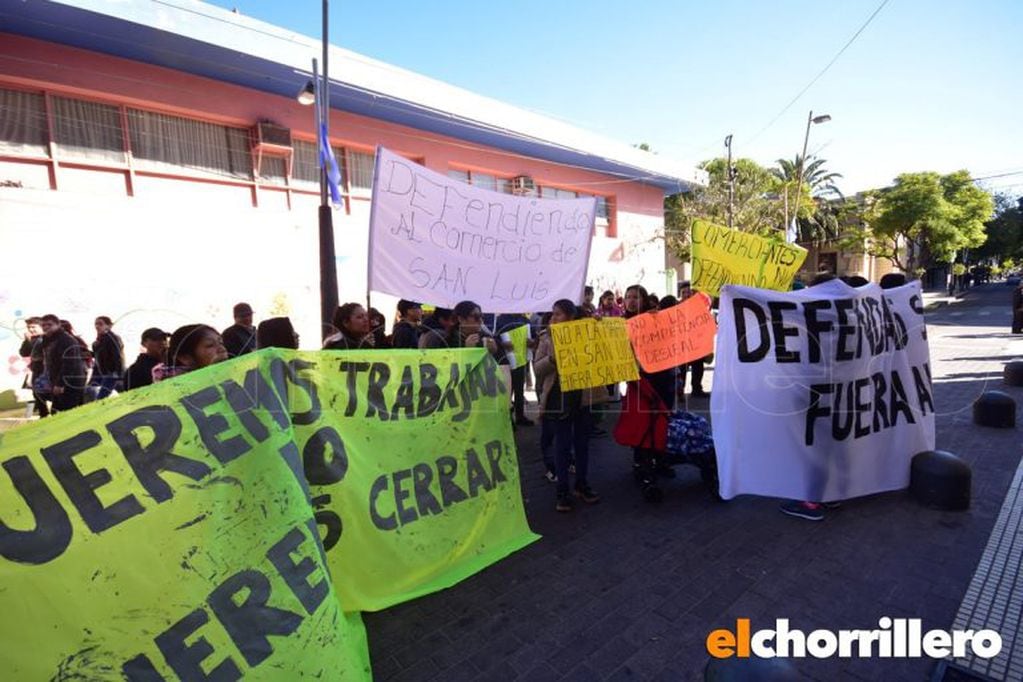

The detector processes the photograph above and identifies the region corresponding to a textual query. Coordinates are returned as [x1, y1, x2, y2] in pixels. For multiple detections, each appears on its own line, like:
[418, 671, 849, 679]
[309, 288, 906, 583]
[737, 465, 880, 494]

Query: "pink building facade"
[0, 0, 702, 394]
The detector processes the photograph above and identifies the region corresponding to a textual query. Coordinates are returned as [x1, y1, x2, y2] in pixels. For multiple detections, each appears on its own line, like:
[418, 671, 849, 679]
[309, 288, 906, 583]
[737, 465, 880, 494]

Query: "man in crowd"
[19, 317, 49, 417]
[677, 281, 709, 399]
[222, 302, 257, 358]
[391, 300, 423, 349]
[419, 307, 457, 349]
[39, 314, 87, 414]
[123, 327, 170, 391]
[495, 312, 534, 427]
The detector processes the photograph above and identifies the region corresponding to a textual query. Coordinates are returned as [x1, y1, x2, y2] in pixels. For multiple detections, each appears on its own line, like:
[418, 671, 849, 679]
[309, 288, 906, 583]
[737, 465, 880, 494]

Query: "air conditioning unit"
[253, 121, 292, 149]
[511, 175, 535, 194]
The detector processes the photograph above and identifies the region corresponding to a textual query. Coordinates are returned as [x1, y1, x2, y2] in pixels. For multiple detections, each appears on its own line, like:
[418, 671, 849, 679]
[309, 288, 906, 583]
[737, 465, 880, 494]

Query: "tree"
[771, 155, 847, 246]
[974, 194, 1023, 262]
[853, 171, 993, 274]
[664, 157, 784, 263]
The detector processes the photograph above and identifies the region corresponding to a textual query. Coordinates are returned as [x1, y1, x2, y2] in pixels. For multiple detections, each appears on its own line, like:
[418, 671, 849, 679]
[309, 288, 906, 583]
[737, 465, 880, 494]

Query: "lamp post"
[297, 0, 338, 340]
[789, 110, 831, 242]
[724, 134, 735, 229]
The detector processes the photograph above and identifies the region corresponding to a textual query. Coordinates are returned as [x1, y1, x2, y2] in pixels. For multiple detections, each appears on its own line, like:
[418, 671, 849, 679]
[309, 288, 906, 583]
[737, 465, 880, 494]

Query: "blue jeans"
[554, 408, 592, 496]
[87, 373, 120, 401]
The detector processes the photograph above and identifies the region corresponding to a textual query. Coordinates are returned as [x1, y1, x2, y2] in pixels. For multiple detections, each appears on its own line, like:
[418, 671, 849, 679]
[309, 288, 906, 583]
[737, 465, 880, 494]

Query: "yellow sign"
[0, 348, 537, 679]
[691, 219, 807, 296]
[550, 317, 639, 391]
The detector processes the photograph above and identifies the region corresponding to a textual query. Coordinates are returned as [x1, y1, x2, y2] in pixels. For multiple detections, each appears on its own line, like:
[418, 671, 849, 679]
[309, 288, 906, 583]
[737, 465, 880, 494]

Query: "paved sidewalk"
[362, 285, 1023, 681]
[2, 288, 1017, 679]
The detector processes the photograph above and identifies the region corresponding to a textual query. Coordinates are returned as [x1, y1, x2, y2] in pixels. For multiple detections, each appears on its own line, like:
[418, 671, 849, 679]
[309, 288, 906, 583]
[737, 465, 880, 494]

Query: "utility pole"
[791, 110, 831, 242]
[725, 134, 734, 229]
[317, 0, 338, 339]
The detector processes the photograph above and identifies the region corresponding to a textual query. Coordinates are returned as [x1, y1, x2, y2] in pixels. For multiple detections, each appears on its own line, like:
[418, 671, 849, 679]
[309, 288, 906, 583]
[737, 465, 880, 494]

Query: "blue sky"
[211, 0, 1023, 196]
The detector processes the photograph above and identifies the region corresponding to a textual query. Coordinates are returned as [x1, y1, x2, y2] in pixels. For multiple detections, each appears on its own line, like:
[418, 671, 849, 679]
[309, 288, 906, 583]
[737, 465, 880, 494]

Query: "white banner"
[368, 147, 595, 312]
[711, 279, 936, 502]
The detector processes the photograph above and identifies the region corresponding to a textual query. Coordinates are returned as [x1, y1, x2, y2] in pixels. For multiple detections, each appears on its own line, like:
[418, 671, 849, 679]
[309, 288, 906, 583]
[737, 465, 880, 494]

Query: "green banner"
[0, 348, 537, 679]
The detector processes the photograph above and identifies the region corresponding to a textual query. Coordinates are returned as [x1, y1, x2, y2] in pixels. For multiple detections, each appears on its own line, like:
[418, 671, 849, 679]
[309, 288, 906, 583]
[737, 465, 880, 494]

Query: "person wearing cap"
[222, 302, 257, 358]
[123, 327, 169, 391]
[391, 299, 423, 349]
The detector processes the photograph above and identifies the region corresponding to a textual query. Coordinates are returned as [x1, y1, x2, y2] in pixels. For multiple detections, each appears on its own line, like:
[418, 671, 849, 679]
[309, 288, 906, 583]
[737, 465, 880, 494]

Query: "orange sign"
[626, 295, 717, 372]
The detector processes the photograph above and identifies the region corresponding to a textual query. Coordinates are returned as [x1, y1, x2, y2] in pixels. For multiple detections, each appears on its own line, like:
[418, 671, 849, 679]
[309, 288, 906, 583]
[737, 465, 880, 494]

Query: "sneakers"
[556, 494, 574, 512]
[544, 468, 557, 483]
[574, 485, 600, 504]
[779, 500, 824, 521]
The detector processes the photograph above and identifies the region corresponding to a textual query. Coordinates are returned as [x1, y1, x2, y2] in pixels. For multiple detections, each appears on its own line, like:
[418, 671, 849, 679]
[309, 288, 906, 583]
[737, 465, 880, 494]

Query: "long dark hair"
[552, 299, 578, 321]
[257, 317, 298, 349]
[168, 324, 218, 366]
[332, 303, 365, 338]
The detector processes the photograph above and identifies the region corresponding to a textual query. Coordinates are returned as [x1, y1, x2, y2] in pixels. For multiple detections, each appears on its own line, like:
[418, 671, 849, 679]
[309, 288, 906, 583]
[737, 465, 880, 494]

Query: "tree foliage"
[851, 171, 993, 273]
[975, 195, 1023, 262]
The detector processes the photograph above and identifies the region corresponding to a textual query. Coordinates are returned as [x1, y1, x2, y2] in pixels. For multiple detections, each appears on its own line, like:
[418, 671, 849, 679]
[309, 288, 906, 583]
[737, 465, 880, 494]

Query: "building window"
[540, 185, 615, 237]
[127, 109, 252, 180]
[0, 88, 48, 156]
[348, 149, 375, 190]
[448, 168, 512, 194]
[52, 96, 125, 163]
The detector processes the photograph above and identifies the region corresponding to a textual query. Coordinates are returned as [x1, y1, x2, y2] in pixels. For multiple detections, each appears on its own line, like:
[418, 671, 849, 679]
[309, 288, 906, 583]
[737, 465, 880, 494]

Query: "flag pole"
[318, 0, 338, 339]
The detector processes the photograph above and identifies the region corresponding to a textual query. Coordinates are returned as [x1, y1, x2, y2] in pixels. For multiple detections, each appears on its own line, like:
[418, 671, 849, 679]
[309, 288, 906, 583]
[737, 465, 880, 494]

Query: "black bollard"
[910, 451, 971, 511]
[704, 656, 801, 681]
[972, 391, 1017, 428]
[1005, 361, 1023, 387]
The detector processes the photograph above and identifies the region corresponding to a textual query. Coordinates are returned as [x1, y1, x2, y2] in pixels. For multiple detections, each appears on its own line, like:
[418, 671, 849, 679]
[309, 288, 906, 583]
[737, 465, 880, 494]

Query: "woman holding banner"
[534, 299, 601, 512]
[152, 324, 228, 382]
[324, 303, 376, 350]
[620, 284, 679, 483]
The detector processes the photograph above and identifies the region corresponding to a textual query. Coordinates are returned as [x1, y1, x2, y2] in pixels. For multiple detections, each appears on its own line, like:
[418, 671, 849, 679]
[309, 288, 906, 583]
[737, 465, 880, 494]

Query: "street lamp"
[789, 110, 831, 243]
[295, 0, 338, 340]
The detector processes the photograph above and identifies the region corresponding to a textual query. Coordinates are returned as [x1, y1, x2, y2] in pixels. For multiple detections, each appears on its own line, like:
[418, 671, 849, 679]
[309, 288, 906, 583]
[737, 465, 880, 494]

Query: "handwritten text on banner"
[626, 295, 717, 373]
[550, 317, 639, 391]
[691, 219, 807, 297]
[369, 147, 596, 311]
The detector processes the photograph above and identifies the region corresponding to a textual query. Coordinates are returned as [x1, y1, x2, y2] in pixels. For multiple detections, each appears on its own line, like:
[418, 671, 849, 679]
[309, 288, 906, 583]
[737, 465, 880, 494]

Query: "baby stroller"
[614, 377, 720, 503]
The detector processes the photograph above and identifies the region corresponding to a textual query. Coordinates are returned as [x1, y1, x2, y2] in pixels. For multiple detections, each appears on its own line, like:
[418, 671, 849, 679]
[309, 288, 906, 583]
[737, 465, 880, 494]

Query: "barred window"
[348, 149, 375, 190]
[0, 88, 48, 156]
[52, 96, 125, 163]
[447, 169, 512, 194]
[292, 139, 345, 190]
[127, 109, 252, 180]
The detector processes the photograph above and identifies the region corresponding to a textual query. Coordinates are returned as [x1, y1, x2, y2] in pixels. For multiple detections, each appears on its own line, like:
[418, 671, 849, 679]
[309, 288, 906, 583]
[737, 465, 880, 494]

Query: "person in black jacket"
[19, 317, 49, 417]
[123, 327, 169, 391]
[222, 302, 257, 358]
[323, 303, 376, 350]
[391, 299, 423, 349]
[495, 312, 534, 426]
[39, 314, 87, 414]
[89, 316, 125, 400]
[418, 308, 456, 349]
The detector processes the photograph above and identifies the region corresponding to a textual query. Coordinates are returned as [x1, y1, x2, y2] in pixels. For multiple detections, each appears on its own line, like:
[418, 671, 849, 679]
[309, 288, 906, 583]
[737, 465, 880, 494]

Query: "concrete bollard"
[1005, 361, 1023, 387]
[910, 451, 971, 511]
[972, 391, 1016, 428]
[704, 656, 800, 681]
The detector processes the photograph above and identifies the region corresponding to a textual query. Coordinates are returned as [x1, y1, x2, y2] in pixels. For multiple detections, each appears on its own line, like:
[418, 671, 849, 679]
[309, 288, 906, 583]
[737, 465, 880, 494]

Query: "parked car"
[1007, 273, 1022, 286]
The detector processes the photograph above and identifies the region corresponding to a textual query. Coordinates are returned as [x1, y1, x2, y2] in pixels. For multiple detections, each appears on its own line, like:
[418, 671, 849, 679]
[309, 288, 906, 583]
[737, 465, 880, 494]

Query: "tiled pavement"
[364, 284, 1023, 681]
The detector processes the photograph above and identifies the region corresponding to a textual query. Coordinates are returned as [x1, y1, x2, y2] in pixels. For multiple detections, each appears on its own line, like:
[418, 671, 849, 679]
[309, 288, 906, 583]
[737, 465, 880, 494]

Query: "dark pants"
[87, 373, 120, 401]
[680, 357, 706, 394]
[51, 389, 84, 414]
[554, 408, 591, 496]
[510, 366, 527, 419]
[540, 418, 555, 472]
[1013, 309, 1023, 334]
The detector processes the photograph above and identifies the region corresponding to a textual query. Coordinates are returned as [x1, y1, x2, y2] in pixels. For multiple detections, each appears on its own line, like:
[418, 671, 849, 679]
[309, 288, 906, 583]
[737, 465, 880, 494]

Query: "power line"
[743, 0, 891, 148]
